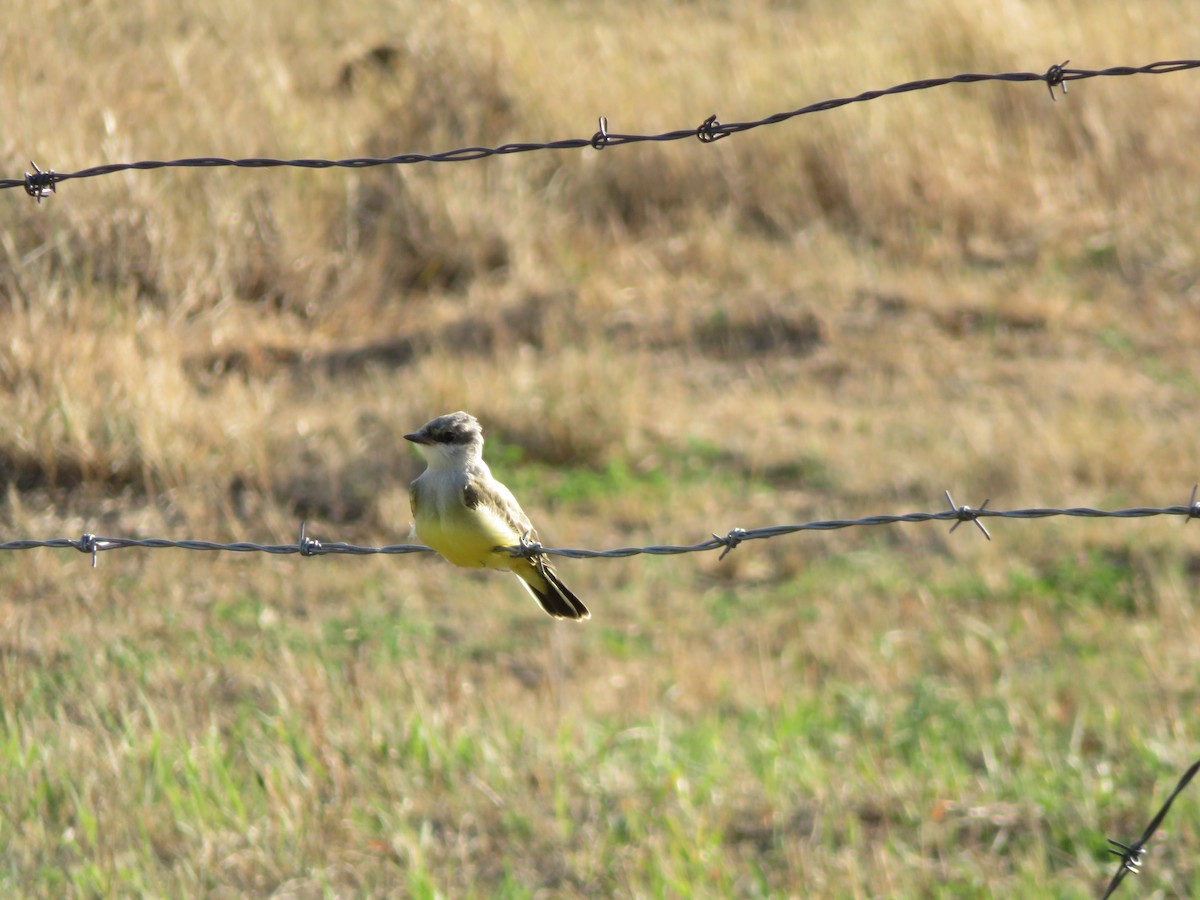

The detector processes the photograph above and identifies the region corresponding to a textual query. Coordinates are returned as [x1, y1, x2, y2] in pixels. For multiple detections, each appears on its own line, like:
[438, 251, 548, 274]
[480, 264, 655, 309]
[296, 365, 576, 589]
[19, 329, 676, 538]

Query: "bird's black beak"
[405, 432, 431, 444]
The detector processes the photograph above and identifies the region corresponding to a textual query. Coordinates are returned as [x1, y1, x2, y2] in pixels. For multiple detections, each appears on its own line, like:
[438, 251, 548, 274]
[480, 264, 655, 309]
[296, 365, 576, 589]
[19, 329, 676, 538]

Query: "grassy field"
[2, 0, 1200, 895]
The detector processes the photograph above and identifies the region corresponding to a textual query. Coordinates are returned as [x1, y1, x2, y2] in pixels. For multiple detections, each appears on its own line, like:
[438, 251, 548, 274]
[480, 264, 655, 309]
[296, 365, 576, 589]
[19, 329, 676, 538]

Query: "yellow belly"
[416, 500, 517, 570]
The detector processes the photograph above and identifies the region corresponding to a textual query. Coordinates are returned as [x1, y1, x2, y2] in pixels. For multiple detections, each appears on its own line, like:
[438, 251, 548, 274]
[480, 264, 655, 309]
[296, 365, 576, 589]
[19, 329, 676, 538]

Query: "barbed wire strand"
[1101, 757, 1200, 899]
[6, 59, 1199, 200]
[2, 488, 1198, 567]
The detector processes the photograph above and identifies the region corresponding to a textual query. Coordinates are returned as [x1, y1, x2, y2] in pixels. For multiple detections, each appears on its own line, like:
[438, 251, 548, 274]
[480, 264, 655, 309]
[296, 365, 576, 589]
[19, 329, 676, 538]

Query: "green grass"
[0, 539, 1196, 895]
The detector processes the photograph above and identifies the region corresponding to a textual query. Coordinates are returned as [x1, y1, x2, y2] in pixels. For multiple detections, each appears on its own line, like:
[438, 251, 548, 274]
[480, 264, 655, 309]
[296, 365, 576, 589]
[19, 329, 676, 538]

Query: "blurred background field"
[2, 0, 1200, 895]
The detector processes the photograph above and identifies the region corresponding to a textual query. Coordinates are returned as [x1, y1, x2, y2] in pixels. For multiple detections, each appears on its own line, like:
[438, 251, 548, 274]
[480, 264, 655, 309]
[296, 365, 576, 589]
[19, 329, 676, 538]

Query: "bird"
[405, 411, 589, 620]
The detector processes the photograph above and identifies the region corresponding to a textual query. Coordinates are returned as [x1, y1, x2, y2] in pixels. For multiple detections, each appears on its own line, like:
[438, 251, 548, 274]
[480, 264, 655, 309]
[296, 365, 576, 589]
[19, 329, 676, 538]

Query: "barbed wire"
[2, 489, 1197, 568]
[1102, 757, 1200, 899]
[6, 59, 1199, 201]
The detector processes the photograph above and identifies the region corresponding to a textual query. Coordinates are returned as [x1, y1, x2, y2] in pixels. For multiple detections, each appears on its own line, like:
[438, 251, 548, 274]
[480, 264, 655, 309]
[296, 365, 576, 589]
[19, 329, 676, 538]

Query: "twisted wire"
[3, 489, 1197, 565]
[6, 59, 1198, 197]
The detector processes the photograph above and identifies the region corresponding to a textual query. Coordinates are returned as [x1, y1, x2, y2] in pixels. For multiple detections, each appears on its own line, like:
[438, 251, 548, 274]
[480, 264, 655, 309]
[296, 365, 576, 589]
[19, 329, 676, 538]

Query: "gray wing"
[466, 471, 537, 541]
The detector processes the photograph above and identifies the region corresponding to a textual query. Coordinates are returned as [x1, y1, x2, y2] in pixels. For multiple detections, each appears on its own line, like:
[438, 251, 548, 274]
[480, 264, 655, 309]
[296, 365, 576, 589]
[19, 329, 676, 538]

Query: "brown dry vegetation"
[2, 0, 1200, 896]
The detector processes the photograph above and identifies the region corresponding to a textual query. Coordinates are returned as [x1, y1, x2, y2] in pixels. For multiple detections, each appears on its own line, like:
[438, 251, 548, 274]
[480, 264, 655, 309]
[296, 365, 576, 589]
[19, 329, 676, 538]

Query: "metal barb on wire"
[1101, 757, 1200, 899]
[1185, 484, 1199, 525]
[5, 58, 1199, 195]
[503, 530, 544, 560]
[696, 114, 728, 143]
[24, 161, 57, 202]
[77, 533, 100, 568]
[714, 527, 747, 560]
[591, 116, 610, 150]
[297, 520, 322, 557]
[944, 491, 992, 540]
[1045, 59, 1070, 101]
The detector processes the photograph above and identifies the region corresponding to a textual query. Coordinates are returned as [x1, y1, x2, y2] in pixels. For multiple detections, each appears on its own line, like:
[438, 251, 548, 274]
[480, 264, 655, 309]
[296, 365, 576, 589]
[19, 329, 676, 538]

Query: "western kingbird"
[405, 411, 589, 620]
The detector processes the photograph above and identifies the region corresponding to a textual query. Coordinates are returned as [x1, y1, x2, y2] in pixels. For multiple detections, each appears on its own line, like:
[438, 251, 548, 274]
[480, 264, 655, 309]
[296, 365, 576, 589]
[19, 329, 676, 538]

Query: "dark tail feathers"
[529, 559, 589, 620]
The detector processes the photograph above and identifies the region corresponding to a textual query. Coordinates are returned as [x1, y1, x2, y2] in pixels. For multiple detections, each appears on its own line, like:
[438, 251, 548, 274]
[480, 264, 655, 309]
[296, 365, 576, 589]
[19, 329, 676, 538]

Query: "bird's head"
[405, 411, 485, 469]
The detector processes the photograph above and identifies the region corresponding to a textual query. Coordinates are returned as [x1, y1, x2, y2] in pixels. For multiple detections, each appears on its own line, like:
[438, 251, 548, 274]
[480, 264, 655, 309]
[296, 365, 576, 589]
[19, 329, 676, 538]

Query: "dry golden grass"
[2, 0, 1200, 895]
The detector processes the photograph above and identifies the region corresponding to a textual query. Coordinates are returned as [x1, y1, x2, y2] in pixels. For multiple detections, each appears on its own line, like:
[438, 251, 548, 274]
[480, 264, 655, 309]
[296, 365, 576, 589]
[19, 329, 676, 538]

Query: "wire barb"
[1045, 59, 1070, 101]
[713, 527, 747, 560]
[24, 160, 57, 202]
[696, 114, 728, 143]
[297, 521, 323, 557]
[503, 530, 544, 560]
[1105, 838, 1143, 873]
[76, 533, 100, 568]
[944, 491, 992, 540]
[1185, 484, 1199, 525]
[590, 116, 610, 150]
